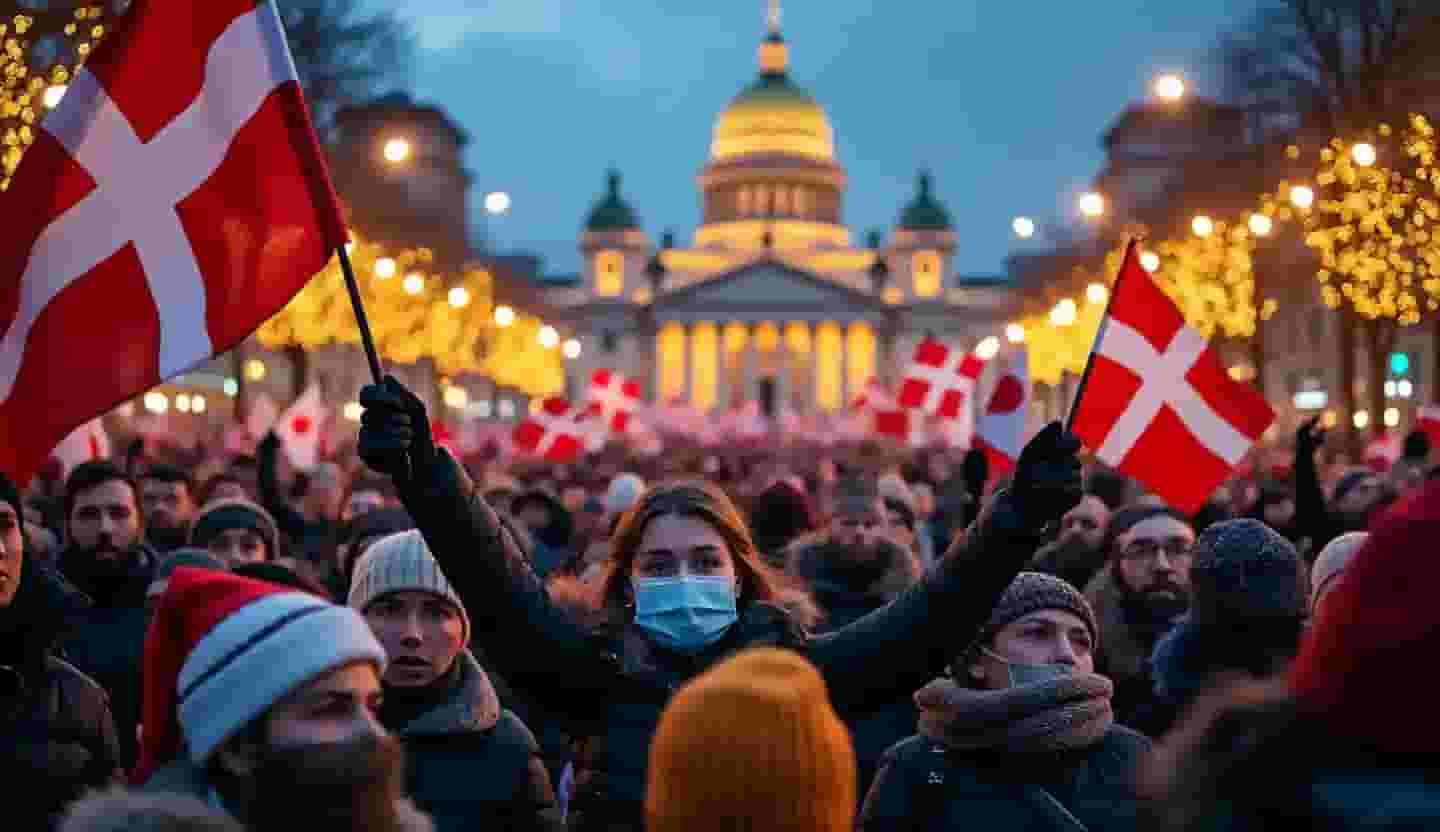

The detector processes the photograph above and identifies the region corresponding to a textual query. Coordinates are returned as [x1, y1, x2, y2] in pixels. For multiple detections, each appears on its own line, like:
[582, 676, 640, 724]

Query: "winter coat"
[1, 563, 122, 829]
[396, 450, 1048, 832]
[788, 536, 922, 797]
[1084, 567, 1175, 733]
[58, 543, 157, 769]
[860, 726, 1150, 832]
[388, 651, 563, 832]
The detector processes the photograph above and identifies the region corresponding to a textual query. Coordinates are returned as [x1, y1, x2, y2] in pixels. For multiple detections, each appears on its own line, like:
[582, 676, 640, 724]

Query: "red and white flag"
[584, 369, 642, 435]
[50, 417, 111, 477]
[874, 408, 929, 448]
[273, 385, 328, 471]
[897, 339, 986, 420]
[0, 0, 346, 484]
[245, 391, 279, 440]
[1363, 432, 1402, 472]
[1071, 244, 1275, 514]
[976, 348, 1032, 475]
[1418, 404, 1440, 448]
[513, 397, 588, 463]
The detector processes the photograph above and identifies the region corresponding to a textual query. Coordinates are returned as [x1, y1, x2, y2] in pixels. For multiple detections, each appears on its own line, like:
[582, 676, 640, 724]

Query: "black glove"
[257, 430, 280, 455]
[962, 448, 989, 497]
[358, 376, 435, 482]
[1296, 416, 1326, 459]
[1010, 422, 1083, 532]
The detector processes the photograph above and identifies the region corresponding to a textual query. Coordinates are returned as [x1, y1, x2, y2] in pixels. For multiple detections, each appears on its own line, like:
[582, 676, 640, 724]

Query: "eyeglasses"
[1119, 538, 1193, 563]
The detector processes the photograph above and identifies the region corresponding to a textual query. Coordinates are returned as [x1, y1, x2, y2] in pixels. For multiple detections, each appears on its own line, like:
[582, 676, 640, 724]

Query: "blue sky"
[385, 1, 1255, 277]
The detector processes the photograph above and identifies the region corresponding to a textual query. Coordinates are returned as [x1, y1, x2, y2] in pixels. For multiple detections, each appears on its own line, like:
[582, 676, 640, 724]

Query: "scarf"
[915, 674, 1115, 755]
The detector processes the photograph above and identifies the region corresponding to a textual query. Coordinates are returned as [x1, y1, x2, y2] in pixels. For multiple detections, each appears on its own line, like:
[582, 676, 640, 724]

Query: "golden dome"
[710, 31, 835, 163]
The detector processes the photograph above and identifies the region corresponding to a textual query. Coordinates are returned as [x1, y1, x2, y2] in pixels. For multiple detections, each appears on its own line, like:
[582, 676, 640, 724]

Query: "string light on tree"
[374, 257, 397, 279]
[382, 137, 412, 164]
[1248, 213, 1273, 236]
[1050, 298, 1078, 326]
[447, 286, 471, 308]
[1192, 214, 1215, 237]
[1086, 282, 1108, 304]
[1351, 142, 1377, 167]
[1289, 185, 1315, 209]
[494, 305, 516, 327]
[538, 325, 560, 349]
[1140, 250, 1161, 272]
[43, 85, 67, 109]
[403, 272, 424, 295]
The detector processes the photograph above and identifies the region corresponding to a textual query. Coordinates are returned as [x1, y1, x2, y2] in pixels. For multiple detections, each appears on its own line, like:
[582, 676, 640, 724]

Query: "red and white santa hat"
[132, 567, 387, 784]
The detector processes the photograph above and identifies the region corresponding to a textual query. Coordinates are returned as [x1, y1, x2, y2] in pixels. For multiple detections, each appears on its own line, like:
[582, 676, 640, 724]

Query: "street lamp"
[1153, 73, 1186, 102]
[1351, 142, 1377, 167]
[1079, 192, 1105, 219]
[1192, 214, 1215, 238]
[1248, 213, 1274, 237]
[1012, 216, 1036, 239]
[1140, 251, 1161, 273]
[382, 137, 412, 164]
[1289, 185, 1315, 209]
[494, 305, 516, 327]
[484, 191, 512, 216]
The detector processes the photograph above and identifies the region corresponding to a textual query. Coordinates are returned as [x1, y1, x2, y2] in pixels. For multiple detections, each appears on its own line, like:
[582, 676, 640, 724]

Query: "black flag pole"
[336, 242, 385, 384]
[1064, 238, 1140, 433]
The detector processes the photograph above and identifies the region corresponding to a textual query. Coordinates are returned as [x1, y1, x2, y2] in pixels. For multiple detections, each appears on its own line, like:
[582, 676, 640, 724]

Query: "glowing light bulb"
[382, 138, 412, 164]
[1050, 298, 1078, 327]
[484, 191, 512, 215]
[1086, 282, 1108, 304]
[1012, 216, 1036, 239]
[1248, 213, 1273, 236]
[448, 286, 471, 308]
[562, 338, 582, 359]
[1153, 73, 1186, 101]
[1079, 192, 1105, 219]
[494, 305, 516, 327]
[1005, 323, 1026, 344]
[1351, 142, 1377, 167]
[1289, 185, 1315, 209]
[403, 273, 424, 295]
[243, 359, 267, 381]
[43, 84, 67, 109]
[143, 392, 169, 414]
[539, 325, 560, 349]
[343, 402, 363, 422]
[1140, 251, 1161, 273]
[374, 257, 397, 279]
[1192, 215, 1215, 237]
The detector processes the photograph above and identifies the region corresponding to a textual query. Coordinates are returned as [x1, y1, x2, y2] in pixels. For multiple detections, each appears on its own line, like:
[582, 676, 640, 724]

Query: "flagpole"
[1064, 238, 1139, 433]
[336, 242, 386, 384]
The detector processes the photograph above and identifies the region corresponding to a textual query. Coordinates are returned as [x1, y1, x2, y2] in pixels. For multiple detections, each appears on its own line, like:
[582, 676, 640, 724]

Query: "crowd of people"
[3, 376, 1438, 831]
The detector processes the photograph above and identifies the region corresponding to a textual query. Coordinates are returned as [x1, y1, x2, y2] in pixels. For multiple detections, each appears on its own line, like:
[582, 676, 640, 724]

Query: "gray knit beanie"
[348, 530, 469, 642]
[189, 499, 279, 559]
[968, 572, 1098, 661]
[1189, 519, 1305, 626]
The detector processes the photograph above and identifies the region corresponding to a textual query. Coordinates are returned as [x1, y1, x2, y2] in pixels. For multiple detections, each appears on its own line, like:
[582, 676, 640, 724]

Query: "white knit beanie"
[348, 530, 470, 642]
[1311, 531, 1368, 611]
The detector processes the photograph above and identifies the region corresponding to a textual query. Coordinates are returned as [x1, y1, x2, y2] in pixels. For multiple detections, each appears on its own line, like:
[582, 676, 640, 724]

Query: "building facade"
[547, 19, 1012, 413]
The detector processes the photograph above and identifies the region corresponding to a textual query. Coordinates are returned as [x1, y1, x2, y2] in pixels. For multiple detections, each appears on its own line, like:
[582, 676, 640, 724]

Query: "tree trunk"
[1338, 309, 1359, 458]
[1363, 318, 1398, 441]
[285, 344, 309, 401]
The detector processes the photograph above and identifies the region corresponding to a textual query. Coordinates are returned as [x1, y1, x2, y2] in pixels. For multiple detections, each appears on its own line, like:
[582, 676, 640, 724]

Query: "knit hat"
[1290, 481, 1440, 754]
[604, 473, 646, 515]
[147, 549, 228, 600]
[1188, 519, 1305, 627]
[348, 530, 469, 643]
[970, 572, 1098, 660]
[189, 499, 279, 559]
[646, 648, 855, 832]
[132, 567, 386, 785]
[1309, 531, 1367, 612]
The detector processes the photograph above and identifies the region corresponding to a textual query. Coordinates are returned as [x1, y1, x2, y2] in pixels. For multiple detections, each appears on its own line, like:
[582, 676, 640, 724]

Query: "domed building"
[550, 8, 1012, 414]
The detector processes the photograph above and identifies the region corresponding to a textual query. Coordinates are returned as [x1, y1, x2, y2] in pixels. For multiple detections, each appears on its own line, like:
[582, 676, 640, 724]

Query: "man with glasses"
[1084, 505, 1196, 732]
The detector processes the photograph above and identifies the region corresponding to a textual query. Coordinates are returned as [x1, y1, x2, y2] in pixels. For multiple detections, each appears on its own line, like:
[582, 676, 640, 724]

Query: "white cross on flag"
[513, 397, 588, 463]
[584, 369, 642, 435]
[898, 339, 987, 420]
[0, 0, 346, 484]
[976, 348, 1032, 475]
[1071, 244, 1275, 514]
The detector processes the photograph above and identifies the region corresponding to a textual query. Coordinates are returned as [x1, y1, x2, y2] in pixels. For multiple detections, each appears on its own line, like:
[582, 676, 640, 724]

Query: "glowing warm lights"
[43, 85, 67, 109]
[1153, 73, 1186, 102]
[374, 257, 397, 279]
[382, 138, 412, 164]
[443, 386, 469, 409]
[538, 325, 560, 349]
[223, 378, 239, 397]
[243, 359, 266, 382]
[1289, 185, 1315, 209]
[1191, 215, 1215, 237]
[343, 402, 363, 422]
[562, 338, 582, 359]
[1079, 192, 1105, 219]
[1086, 282, 1108, 304]
[192, 395, 206, 414]
[1383, 407, 1400, 428]
[1005, 323, 1026, 344]
[1247, 213, 1273, 236]
[1050, 298, 1078, 327]
[143, 392, 169, 414]
[1353, 410, 1370, 429]
[1350, 142, 1377, 167]
[175, 393, 192, 414]
[1012, 216, 1036, 239]
[494, 305, 516, 327]
[1140, 251, 1161, 272]
[403, 273, 424, 295]
[484, 191, 512, 215]
[447, 286, 471, 308]
[975, 336, 1001, 360]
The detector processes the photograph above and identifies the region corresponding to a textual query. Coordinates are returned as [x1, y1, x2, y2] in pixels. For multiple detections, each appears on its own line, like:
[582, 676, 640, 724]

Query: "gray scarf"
[915, 673, 1114, 755]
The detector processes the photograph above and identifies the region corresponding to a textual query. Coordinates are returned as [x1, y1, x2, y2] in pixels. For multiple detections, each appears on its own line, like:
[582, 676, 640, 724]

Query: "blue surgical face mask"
[632, 576, 739, 654]
[981, 646, 1074, 688]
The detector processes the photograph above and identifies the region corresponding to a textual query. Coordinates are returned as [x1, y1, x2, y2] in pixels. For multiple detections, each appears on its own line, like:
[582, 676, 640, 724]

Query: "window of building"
[596, 251, 623, 297]
[913, 251, 942, 298]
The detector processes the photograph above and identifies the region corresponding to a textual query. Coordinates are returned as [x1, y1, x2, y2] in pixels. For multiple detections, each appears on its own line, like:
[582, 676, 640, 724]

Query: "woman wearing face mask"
[355, 378, 1084, 832]
[860, 572, 1150, 832]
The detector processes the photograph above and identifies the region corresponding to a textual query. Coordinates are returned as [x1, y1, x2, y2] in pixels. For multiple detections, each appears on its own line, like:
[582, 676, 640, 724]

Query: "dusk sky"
[386, 1, 1255, 278]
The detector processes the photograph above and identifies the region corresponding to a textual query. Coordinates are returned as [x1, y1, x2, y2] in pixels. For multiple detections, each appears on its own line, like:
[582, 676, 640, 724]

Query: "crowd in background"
[3, 378, 1438, 831]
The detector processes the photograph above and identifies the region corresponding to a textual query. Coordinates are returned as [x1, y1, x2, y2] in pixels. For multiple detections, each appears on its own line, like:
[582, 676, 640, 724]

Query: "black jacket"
[387, 651, 562, 832]
[396, 450, 1046, 832]
[860, 726, 1151, 832]
[1, 562, 122, 829]
[58, 543, 156, 769]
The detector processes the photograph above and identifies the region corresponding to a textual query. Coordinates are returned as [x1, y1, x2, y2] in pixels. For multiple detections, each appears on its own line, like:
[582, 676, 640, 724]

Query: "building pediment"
[654, 258, 883, 324]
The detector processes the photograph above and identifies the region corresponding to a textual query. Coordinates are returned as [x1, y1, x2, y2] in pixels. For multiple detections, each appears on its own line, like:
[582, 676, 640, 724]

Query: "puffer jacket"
[788, 536, 922, 797]
[1, 562, 122, 829]
[389, 651, 562, 832]
[860, 727, 1150, 832]
[396, 450, 1048, 832]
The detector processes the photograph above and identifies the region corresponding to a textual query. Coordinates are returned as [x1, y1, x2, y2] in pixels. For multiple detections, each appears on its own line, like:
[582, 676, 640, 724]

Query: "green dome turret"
[899, 171, 952, 231]
[584, 170, 640, 232]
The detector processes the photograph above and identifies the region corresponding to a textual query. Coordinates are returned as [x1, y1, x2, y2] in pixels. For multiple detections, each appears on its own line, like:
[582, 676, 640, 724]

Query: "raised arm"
[1292, 417, 1335, 557]
[357, 378, 614, 720]
[805, 424, 1080, 715]
[256, 431, 309, 543]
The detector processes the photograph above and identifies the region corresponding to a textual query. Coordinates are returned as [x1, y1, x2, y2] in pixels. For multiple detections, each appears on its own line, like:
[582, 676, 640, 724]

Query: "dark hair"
[1102, 503, 1193, 559]
[64, 460, 138, 524]
[1085, 468, 1133, 511]
[231, 562, 331, 600]
[139, 464, 195, 493]
[199, 472, 245, 505]
[1402, 429, 1431, 461]
[883, 497, 916, 532]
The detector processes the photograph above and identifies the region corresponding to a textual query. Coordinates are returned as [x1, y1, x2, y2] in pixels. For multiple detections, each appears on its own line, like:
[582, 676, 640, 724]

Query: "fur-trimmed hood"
[396, 650, 502, 737]
[786, 533, 921, 605]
